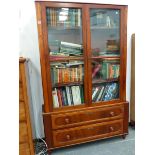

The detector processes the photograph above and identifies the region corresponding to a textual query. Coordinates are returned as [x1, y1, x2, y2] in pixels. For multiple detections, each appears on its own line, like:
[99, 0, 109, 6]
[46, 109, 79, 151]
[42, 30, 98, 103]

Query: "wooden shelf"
[91, 56, 120, 60]
[52, 81, 84, 88]
[91, 26, 119, 30]
[92, 78, 119, 84]
[48, 26, 81, 31]
[49, 56, 84, 62]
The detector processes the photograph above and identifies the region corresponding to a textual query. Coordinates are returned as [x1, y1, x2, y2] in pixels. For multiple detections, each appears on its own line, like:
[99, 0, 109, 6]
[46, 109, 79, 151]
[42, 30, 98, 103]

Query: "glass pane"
[50, 60, 85, 108]
[92, 82, 119, 102]
[90, 9, 120, 57]
[91, 59, 120, 103]
[46, 8, 83, 57]
[46, 8, 84, 108]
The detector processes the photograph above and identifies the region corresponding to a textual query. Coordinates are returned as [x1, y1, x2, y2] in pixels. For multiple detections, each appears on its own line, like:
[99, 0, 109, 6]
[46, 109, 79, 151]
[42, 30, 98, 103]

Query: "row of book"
[49, 40, 83, 57]
[92, 82, 119, 102]
[51, 64, 84, 85]
[46, 8, 81, 28]
[92, 61, 120, 79]
[52, 86, 84, 108]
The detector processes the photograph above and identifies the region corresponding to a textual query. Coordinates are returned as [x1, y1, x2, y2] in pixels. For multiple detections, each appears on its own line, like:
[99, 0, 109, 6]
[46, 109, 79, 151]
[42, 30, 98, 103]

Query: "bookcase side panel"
[119, 6, 127, 101]
[35, 2, 52, 112]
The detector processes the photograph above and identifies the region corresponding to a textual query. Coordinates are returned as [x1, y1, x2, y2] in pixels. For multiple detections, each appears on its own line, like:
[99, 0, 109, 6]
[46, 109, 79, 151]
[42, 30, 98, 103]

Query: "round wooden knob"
[66, 134, 71, 140]
[65, 118, 70, 124]
[109, 126, 114, 132]
[110, 111, 115, 117]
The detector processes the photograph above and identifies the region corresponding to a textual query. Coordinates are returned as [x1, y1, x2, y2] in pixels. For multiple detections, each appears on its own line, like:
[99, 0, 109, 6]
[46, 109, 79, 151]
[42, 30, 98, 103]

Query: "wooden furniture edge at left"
[19, 57, 35, 155]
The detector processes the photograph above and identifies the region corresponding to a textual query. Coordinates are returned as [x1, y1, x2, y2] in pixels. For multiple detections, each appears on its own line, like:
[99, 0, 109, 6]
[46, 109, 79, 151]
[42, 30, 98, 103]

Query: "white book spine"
[74, 86, 78, 105]
[71, 86, 76, 105]
[66, 86, 71, 106]
[96, 86, 104, 102]
[52, 89, 59, 108]
[92, 87, 99, 100]
[77, 86, 81, 104]
[55, 88, 59, 107]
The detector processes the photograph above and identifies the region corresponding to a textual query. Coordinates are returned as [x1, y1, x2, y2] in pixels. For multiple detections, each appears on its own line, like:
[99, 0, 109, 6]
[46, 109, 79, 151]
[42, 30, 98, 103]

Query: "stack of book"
[52, 86, 84, 108]
[49, 41, 83, 57]
[59, 41, 83, 56]
[92, 82, 119, 102]
[92, 60, 120, 80]
[104, 40, 119, 56]
[49, 40, 60, 54]
[51, 61, 84, 85]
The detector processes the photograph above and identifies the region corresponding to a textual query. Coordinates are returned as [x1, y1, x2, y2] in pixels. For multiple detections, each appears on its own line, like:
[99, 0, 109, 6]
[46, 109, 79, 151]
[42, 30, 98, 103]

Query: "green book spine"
[102, 62, 108, 79]
[80, 86, 84, 103]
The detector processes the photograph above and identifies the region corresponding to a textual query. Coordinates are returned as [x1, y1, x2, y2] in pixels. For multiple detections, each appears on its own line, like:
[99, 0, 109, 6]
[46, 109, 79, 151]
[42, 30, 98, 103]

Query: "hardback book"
[92, 87, 99, 100]
[92, 64, 102, 78]
[96, 86, 105, 102]
[57, 89, 63, 107]
[93, 86, 102, 102]
[66, 86, 72, 106]
[52, 88, 59, 108]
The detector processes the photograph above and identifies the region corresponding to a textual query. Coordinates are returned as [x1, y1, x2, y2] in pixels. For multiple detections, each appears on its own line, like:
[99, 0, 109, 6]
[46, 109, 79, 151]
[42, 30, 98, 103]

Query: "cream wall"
[19, 0, 135, 138]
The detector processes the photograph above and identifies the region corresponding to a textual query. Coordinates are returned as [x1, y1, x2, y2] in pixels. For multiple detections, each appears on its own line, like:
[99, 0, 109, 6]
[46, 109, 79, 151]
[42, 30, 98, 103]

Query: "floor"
[51, 126, 135, 155]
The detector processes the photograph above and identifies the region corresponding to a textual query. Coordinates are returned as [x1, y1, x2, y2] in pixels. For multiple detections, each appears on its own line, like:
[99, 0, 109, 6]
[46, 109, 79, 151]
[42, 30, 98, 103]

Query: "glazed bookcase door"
[45, 6, 87, 109]
[87, 7, 122, 104]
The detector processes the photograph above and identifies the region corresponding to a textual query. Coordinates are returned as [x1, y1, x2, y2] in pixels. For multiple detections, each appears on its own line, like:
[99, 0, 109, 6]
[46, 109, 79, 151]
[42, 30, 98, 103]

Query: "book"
[72, 86, 79, 105]
[109, 64, 120, 78]
[76, 86, 81, 104]
[59, 89, 65, 106]
[92, 87, 99, 100]
[93, 86, 102, 102]
[104, 83, 119, 101]
[101, 62, 109, 79]
[68, 86, 74, 105]
[96, 86, 104, 102]
[62, 88, 68, 106]
[61, 41, 82, 49]
[92, 64, 102, 78]
[52, 88, 59, 108]
[66, 86, 72, 106]
[80, 86, 84, 103]
[57, 89, 62, 107]
[71, 86, 76, 105]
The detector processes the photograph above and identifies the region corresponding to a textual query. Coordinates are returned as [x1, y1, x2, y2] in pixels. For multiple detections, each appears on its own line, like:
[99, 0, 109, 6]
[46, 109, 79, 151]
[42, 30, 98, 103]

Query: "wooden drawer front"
[52, 106, 123, 129]
[19, 122, 28, 143]
[19, 85, 24, 101]
[53, 120, 123, 147]
[19, 101, 26, 121]
[19, 142, 31, 155]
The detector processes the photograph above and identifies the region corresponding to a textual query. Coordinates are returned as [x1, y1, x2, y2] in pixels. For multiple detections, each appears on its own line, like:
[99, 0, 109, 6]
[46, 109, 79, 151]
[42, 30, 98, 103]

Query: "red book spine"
[57, 89, 62, 107]
[92, 64, 101, 78]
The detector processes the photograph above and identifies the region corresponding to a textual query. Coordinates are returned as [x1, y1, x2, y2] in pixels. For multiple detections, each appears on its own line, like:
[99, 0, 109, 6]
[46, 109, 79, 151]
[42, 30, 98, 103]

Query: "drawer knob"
[66, 134, 71, 140]
[65, 118, 70, 124]
[109, 126, 114, 132]
[110, 111, 115, 117]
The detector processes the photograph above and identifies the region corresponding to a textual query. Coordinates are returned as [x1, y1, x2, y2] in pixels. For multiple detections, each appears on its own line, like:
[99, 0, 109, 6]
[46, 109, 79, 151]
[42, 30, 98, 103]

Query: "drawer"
[51, 105, 124, 129]
[19, 85, 24, 101]
[19, 101, 26, 121]
[53, 119, 123, 147]
[19, 122, 28, 143]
